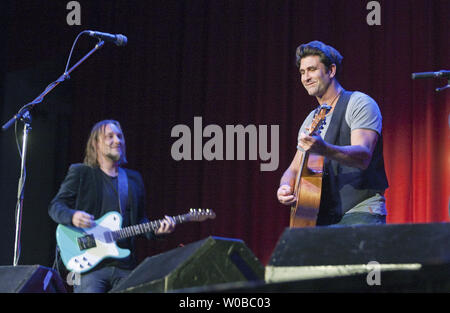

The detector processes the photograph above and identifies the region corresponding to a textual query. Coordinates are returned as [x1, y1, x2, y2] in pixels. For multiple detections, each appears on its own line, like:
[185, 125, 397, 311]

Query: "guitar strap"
[117, 167, 129, 216]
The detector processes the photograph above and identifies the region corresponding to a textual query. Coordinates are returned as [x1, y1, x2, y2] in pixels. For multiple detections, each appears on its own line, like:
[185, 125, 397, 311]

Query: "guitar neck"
[111, 214, 188, 241]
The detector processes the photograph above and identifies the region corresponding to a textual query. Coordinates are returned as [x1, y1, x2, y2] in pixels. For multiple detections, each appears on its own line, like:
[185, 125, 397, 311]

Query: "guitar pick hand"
[277, 184, 297, 205]
[298, 132, 328, 155]
[72, 211, 95, 228]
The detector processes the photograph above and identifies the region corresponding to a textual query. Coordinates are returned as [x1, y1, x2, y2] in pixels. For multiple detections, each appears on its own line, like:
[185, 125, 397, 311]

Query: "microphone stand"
[411, 70, 450, 92]
[2, 36, 105, 267]
[436, 79, 450, 92]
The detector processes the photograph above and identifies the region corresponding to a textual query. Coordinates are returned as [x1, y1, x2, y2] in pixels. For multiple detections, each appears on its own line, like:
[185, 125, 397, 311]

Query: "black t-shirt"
[97, 169, 135, 269]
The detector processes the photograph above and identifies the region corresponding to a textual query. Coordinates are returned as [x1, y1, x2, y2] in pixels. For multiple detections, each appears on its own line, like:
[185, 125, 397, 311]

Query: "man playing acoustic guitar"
[49, 120, 175, 292]
[277, 41, 388, 226]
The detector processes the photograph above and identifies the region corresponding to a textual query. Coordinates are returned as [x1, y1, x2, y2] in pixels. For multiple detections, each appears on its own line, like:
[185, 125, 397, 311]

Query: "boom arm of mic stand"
[2, 40, 105, 131]
[436, 79, 450, 92]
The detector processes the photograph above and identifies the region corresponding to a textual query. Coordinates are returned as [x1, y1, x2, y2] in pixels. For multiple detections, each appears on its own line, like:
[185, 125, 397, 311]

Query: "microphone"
[87, 31, 127, 46]
[412, 70, 450, 79]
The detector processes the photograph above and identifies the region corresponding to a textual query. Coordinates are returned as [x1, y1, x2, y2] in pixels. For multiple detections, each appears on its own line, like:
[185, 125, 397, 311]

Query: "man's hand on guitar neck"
[154, 216, 176, 235]
[298, 131, 327, 155]
[277, 184, 297, 206]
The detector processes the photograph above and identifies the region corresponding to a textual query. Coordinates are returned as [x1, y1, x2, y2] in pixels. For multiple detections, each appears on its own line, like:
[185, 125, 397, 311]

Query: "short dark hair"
[296, 40, 343, 77]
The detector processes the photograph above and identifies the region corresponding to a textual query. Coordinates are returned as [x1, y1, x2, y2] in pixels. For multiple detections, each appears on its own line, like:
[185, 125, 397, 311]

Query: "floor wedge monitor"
[111, 236, 264, 293]
[0, 265, 66, 293]
[266, 223, 450, 284]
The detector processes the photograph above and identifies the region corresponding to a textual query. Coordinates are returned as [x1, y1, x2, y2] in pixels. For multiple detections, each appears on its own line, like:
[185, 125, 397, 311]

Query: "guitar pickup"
[77, 234, 96, 250]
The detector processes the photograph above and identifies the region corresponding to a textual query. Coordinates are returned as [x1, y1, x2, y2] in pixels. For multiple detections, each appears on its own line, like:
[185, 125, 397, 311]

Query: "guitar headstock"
[307, 104, 331, 136]
[185, 208, 216, 222]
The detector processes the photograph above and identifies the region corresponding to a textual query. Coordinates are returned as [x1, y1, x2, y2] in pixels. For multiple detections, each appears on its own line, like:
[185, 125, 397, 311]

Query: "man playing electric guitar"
[49, 119, 175, 292]
[277, 41, 389, 226]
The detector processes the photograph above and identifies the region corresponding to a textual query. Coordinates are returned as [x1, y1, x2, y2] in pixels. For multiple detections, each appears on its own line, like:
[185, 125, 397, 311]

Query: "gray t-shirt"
[296, 91, 386, 216]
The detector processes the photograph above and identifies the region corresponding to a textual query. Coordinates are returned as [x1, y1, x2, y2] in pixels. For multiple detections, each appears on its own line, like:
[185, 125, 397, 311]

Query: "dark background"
[0, 0, 448, 269]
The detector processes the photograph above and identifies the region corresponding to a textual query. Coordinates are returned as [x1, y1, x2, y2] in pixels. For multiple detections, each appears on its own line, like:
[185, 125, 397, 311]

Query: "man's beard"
[106, 150, 121, 162]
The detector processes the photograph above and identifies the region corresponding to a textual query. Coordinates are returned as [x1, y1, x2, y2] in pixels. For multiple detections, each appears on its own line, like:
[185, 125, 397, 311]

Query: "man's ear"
[328, 64, 337, 79]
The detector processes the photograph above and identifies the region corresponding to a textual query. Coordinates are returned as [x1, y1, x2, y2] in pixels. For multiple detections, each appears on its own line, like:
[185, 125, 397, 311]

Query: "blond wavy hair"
[83, 120, 127, 167]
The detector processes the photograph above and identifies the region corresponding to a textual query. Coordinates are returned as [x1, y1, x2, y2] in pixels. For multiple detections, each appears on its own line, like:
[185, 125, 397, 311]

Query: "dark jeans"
[332, 212, 386, 227]
[73, 266, 131, 293]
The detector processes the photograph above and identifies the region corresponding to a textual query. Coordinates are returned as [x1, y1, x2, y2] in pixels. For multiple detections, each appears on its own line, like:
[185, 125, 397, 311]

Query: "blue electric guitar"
[56, 209, 216, 273]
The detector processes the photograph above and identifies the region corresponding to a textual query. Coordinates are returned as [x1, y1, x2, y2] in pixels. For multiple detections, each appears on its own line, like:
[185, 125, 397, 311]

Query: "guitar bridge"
[77, 234, 96, 250]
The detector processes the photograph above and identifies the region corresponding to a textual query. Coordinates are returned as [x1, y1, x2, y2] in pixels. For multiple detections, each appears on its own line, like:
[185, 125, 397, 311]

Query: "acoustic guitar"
[290, 105, 331, 227]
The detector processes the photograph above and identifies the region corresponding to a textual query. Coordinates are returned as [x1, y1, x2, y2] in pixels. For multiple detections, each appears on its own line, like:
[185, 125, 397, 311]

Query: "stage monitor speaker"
[266, 223, 450, 283]
[0, 265, 66, 293]
[110, 236, 264, 293]
[163, 264, 450, 293]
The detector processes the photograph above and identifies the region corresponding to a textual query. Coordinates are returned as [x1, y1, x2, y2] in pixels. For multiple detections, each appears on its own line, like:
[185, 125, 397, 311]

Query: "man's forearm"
[324, 143, 372, 170]
[280, 168, 297, 187]
[48, 201, 77, 226]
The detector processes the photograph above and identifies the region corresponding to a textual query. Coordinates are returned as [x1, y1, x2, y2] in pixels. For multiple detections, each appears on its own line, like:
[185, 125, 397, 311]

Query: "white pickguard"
[67, 213, 129, 273]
